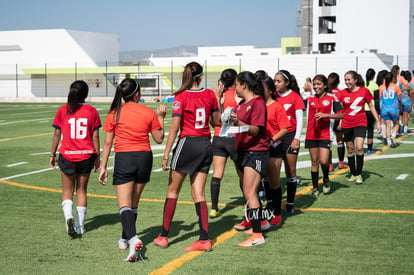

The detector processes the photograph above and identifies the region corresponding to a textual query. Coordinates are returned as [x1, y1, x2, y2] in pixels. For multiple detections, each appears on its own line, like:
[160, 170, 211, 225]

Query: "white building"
[302, 0, 414, 68]
[0, 29, 119, 98]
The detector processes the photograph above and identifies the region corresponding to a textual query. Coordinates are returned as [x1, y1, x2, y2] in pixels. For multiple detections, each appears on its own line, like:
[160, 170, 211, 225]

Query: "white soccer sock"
[76, 206, 87, 226]
[62, 200, 73, 220]
[381, 125, 386, 138]
[391, 132, 397, 139]
[404, 125, 408, 132]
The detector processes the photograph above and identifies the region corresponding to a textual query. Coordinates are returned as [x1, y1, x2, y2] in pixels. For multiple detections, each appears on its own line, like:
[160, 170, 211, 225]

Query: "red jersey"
[214, 89, 238, 136]
[172, 88, 218, 139]
[103, 103, 161, 152]
[266, 100, 291, 140]
[234, 96, 268, 151]
[274, 90, 305, 133]
[306, 94, 338, 140]
[337, 87, 373, 128]
[52, 104, 101, 162]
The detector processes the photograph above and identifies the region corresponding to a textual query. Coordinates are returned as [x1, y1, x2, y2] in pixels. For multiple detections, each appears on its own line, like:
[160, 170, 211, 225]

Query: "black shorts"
[113, 151, 153, 185]
[342, 126, 367, 142]
[237, 151, 269, 178]
[212, 136, 237, 160]
[269, 131, 299, 159]
[171, 136, 213, 175]
[304, 139, 331, 149]
[58, 154, 96, 176]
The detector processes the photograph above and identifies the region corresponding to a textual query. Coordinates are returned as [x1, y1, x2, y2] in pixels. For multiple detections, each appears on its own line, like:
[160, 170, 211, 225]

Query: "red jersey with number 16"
[337, 87, 373, 129]
[172, 88, 218, 139]
[52, 104, 101, 162]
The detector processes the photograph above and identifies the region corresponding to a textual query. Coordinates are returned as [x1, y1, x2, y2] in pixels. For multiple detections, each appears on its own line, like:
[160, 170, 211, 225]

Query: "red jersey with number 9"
[52, 104, 101, 162]
[172, 88, 218, 139]
[337, 87, 373, 129]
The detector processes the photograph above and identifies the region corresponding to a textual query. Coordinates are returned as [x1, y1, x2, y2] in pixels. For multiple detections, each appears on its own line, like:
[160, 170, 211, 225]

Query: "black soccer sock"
[368, 143, 373, 151]
[321, 164, 330, 181]
[286, 177, 297, 205]
[356, 154, 364, 175]
[195, 201, 209, 240]
[122, 207, 137, 239]
[210, 177, 221, 210]
[262, 177, 272, 202]
[348, 155, 356, 176]
[248, 207, 261, 233]
[119, 206, 136, 240]
[272, 187, 282, 216]
[337, 143, 345, 162]
[311, 171, 319, 189]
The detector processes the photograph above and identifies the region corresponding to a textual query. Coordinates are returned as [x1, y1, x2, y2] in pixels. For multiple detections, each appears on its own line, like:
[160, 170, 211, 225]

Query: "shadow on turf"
[85, 213, 119, 233]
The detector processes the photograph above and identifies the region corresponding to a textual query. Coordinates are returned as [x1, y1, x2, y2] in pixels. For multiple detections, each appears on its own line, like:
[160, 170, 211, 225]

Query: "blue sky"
[0, 0, 301, 51]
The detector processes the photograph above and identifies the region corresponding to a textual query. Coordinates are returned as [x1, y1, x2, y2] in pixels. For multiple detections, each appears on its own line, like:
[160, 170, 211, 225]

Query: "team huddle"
[50, 62, 413, 262]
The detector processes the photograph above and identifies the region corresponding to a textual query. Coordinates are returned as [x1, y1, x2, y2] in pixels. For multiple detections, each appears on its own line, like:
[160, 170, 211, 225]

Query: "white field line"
[1, 111, 52, 116]
[0, 118, 51, 126]
[7, 162, 28, 167]
[4, 153, 414, 180]
[396, 174, 409, 180]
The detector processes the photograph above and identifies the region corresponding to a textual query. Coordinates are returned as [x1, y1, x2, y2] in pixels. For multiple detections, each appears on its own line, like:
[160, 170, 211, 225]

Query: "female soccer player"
[400, 71, 413, 135]
[230, 71, 269, 247]
[337, 71, 381, 184]
[273, 70, 305, 215]
[305, 75, 343, 198]
[328, 72, 348, 170]
[154, 62, 220, 252]
[379, 72, 402, 147]
[98, 78, 166, 262]
[261, 74, 290, 226]
[210, 68, 242, 218]
[364, 68, 379, 154]
[50, 80, 101, 237]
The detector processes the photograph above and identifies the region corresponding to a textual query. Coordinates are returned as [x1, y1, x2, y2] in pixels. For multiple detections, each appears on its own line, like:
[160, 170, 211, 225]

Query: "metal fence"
[0, 54, 412, 100]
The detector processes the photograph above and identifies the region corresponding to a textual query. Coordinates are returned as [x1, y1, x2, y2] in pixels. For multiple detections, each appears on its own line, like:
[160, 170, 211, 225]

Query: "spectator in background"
[400, 71, 413, 135]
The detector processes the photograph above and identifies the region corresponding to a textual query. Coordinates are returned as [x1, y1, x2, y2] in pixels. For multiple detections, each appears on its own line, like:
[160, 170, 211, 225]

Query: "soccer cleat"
[66, 218, 76, 237]
[184, 240, 212, 252]
[244, 220, 271, 234]
[311, 188, 319, 198]
[270, 215, 282, 227]
[348, 175, 357, 182]
[366, 149, 373, 155]
[209, 209, 222, 218]
[329, 164, 334, 172]
[338, 161, 349, 169]
[355, 175, 363, 185]
[285, 204, 294, 216]
[75, 224, 86, 235]
[323, 180, 331, 194]
[390, 140, 397, 148]
[237, 233, 265, 247]
[118, 238, 128, 250]
[125, 236, 143, 262]
[154, 234, 169, 248]
[234, 219, 252, 231]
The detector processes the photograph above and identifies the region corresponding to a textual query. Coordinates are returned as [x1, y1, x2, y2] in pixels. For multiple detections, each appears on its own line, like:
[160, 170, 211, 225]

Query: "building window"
[286, 47, 301, 55]
[260, 52, 269, 56]
[235, 53, 243, 56]
[319, 0, 336, 6]
[319, 43, 335, 54]
[319, 16, 336, 34]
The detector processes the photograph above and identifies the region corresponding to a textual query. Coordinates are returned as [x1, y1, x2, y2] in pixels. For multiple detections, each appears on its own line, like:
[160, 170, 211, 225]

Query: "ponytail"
[66, 80, 88, 115]
[109, 78, 140, 123]
[174, 62, 203, 95]
[237, 71, 265, 100]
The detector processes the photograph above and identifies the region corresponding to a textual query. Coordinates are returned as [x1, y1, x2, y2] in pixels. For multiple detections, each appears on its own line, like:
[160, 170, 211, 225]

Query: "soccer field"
[1, 102, 413, 274]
